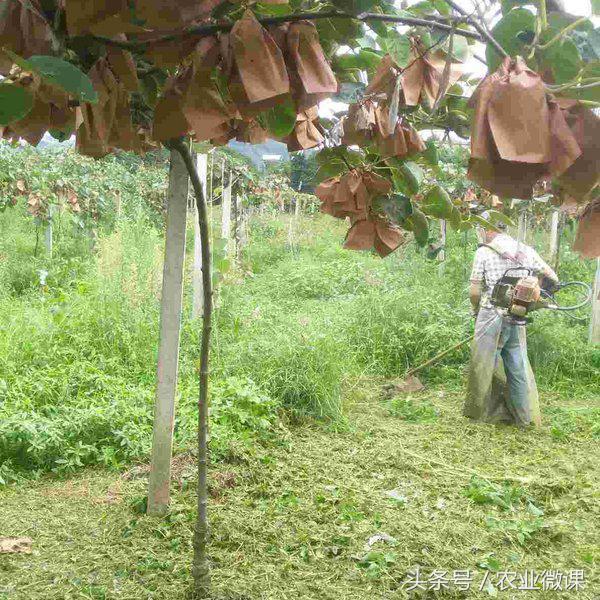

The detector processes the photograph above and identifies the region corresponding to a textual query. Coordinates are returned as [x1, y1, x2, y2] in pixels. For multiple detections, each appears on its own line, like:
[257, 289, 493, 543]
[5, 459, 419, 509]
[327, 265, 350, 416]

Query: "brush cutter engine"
[490, 268, 592, 325]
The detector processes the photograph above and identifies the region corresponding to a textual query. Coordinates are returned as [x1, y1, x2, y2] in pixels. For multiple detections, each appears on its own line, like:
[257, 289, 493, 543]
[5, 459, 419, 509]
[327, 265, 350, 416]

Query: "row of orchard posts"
[148, 149, 247, 515]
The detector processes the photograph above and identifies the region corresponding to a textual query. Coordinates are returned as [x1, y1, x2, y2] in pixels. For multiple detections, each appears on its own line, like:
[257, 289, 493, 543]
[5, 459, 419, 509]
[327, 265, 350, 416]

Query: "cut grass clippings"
[0, 385, 598, 599]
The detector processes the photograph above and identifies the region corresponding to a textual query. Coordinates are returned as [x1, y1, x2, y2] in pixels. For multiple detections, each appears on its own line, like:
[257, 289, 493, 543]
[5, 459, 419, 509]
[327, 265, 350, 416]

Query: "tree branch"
[546, 79, 600, 92]
[89, 10, 483, 52]
[440, 0, 509, 58]
[169, 137, 213, 600]
[539, 0, 548, 30]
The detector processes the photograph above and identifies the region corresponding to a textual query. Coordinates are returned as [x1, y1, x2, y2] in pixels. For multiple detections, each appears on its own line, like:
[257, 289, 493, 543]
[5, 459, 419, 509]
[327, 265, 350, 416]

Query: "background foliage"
[0, 144, 596, 484]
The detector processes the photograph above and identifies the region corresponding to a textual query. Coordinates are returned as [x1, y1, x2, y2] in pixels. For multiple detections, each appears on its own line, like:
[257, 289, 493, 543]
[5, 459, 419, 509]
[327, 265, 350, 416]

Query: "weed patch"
[388, 396, 439, 422]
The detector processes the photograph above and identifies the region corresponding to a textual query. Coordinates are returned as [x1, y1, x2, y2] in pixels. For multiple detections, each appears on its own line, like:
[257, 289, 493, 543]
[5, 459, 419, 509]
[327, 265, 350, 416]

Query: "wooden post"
[221, 167, 232, 257]
[590, 258, 600, 345]
[438, 219, 446, 275]
[147, 150, 189, 516]
[192, 153, 208, 319]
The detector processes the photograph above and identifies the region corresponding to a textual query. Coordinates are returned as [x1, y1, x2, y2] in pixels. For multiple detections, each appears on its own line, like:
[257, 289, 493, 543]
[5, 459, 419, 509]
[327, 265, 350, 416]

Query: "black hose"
[543, 281, 593, 312]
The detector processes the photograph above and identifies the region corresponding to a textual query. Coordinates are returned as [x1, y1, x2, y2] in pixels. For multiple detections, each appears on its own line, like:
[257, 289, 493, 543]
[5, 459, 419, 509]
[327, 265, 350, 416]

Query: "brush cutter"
[489, 268, 592, 326]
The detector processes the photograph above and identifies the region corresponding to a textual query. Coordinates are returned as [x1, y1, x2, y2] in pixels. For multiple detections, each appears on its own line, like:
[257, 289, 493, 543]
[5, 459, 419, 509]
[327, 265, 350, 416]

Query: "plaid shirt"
[470, 234, 556, 307]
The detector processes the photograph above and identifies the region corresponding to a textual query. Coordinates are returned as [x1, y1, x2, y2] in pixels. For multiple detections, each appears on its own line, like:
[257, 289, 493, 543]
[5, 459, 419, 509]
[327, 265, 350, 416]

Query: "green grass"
[1, 204, 598, 479]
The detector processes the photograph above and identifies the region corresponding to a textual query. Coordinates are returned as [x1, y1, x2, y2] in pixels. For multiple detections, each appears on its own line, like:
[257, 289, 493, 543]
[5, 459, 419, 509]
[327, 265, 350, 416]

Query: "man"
[463, 212, 559, 427]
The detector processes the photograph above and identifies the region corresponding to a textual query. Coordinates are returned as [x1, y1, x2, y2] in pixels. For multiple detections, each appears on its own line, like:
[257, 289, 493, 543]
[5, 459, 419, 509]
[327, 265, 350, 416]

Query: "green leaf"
[49, 129, 71, 142]
[433, 30, 470, 62]
[547, 13, 593, 33]
[17, 55, 98, 103]
[28, 56, 97, 103]
[564, 27, 598, 57]
[449, 206, 464, 230]
[430, 0, 451, 15]
[527, 502, 544, 516]
[587, 27, 600, 59]
[254, 2, 292, 16]
[315, 147, 363, 182]
[316, 161, 346, 182]
[470, 214, 502, 233]
[486, 8, 536, 71]
[542, 37, 582, 84]
[382, 30, 411, 68]
[357, 36, 380, 50]
[408, 1, 435, 14]
[561, 60, 600, 102]
[359, 49, 383, 70]
[367, 17, 389, 38]
[263, 97, 297, 138]
[423, 139, 438, 166]
[331, 0, 380, 14]
[421, 185, 454, 219]
[592, 0, 599, 16]
[0, 84, 34, 125]
[373, 193, 412, 224]
[317, 17, 363, 50]
[387, 157, 424, 195]
[140, 74, 160, 108]
[317, 146, 362, 167]
[333, 82, 365, 103]
[405, 207, 429, 246]
[336, 49, 382, 72]
[399, 161, 423, 195]
[449, 36, 470, 62]
[483, 209, 515, 228]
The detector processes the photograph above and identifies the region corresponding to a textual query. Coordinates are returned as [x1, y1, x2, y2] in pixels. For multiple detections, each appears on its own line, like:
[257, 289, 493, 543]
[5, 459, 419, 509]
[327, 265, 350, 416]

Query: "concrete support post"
[147, 150, 189, 516]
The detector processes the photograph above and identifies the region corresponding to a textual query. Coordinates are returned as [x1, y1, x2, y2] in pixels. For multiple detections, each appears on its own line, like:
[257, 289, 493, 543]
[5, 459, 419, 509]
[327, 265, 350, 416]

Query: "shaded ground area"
[1, 384, 598, 599]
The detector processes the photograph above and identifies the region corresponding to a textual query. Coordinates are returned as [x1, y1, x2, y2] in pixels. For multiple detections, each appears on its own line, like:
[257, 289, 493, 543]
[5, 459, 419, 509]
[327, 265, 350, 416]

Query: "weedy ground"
[0, 384, 598, 599]
[0, 192, 599, 598]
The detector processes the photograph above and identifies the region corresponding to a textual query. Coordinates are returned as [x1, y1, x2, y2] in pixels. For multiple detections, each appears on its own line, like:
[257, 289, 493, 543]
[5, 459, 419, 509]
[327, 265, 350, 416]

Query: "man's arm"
[470, 281, 483, 314]
[530, 249, 559, 282]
